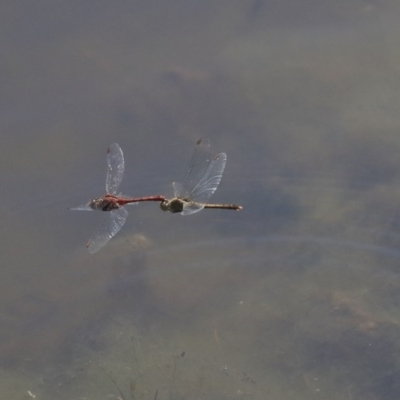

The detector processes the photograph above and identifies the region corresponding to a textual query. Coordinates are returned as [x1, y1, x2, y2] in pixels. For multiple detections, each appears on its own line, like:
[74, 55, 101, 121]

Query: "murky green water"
[2, 1, 400, 399]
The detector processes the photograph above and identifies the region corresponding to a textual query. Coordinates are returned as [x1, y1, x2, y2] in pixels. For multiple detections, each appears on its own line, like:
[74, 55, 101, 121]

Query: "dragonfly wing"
[69, 203, 93, 211]
[172, 181, 185, 198]
[188, 153, 227, 204]
[106, 143, 125, 195]
[181, 202, 205, 216]
[86, 207, 128, 253]
[181, 138, 212, 197]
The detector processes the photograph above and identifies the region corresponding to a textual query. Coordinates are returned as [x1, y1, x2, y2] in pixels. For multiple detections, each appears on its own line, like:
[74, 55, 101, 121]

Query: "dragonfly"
[160, 138, 243, 215]
[70, 143, 165, 253]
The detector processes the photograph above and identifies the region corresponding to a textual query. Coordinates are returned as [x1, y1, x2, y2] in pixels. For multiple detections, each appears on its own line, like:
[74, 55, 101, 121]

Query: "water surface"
[1, 1, 400, 399]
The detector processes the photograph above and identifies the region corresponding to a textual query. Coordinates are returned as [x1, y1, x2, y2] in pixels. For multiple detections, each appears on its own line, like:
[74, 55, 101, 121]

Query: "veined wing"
[106, 143, 124, 195]
[187, 153, 227, 205]
[69, 203, 93, 211]
[180, 153, 227, 216]
[175, 138, 212, 198]
[86, 207, 128, 253]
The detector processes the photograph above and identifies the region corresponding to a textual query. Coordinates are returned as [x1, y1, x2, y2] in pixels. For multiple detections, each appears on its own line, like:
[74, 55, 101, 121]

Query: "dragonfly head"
[89, 197, 102, 210]
[159, 199, 170, 212]
[89, 197, 118, 211]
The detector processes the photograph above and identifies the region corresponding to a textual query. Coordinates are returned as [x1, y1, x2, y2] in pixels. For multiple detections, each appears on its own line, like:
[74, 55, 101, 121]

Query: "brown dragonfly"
[160, 138, 243, 215]
[70, 143, 165, 253]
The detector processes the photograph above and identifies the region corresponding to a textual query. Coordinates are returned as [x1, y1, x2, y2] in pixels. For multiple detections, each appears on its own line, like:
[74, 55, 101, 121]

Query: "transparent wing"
[106, 143, 124, 195]
[86, 207, 128, 254]
[172, 181, 185, 198]
[181, 202, 205, 216]
[188, 153, 227, 204]
[179, 138, 212, 198]
[69, 203, 93, 211]
[173, 181, 205, 215]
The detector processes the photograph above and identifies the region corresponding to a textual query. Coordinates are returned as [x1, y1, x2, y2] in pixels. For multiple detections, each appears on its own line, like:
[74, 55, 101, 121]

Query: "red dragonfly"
[70, 143, 165, 253]
[160, 138, 243, 215]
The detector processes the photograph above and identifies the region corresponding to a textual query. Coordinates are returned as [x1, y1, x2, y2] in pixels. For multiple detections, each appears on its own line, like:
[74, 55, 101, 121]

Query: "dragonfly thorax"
[89, 197, 120, 212]
[160, 198, 186, 213]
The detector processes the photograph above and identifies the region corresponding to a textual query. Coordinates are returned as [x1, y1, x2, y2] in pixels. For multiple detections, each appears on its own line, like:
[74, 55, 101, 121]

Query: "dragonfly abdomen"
[204, 203, 243, 211]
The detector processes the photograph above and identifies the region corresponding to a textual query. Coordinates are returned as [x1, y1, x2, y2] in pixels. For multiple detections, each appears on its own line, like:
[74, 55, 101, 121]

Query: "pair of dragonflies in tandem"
[70, 139, 243, 253]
